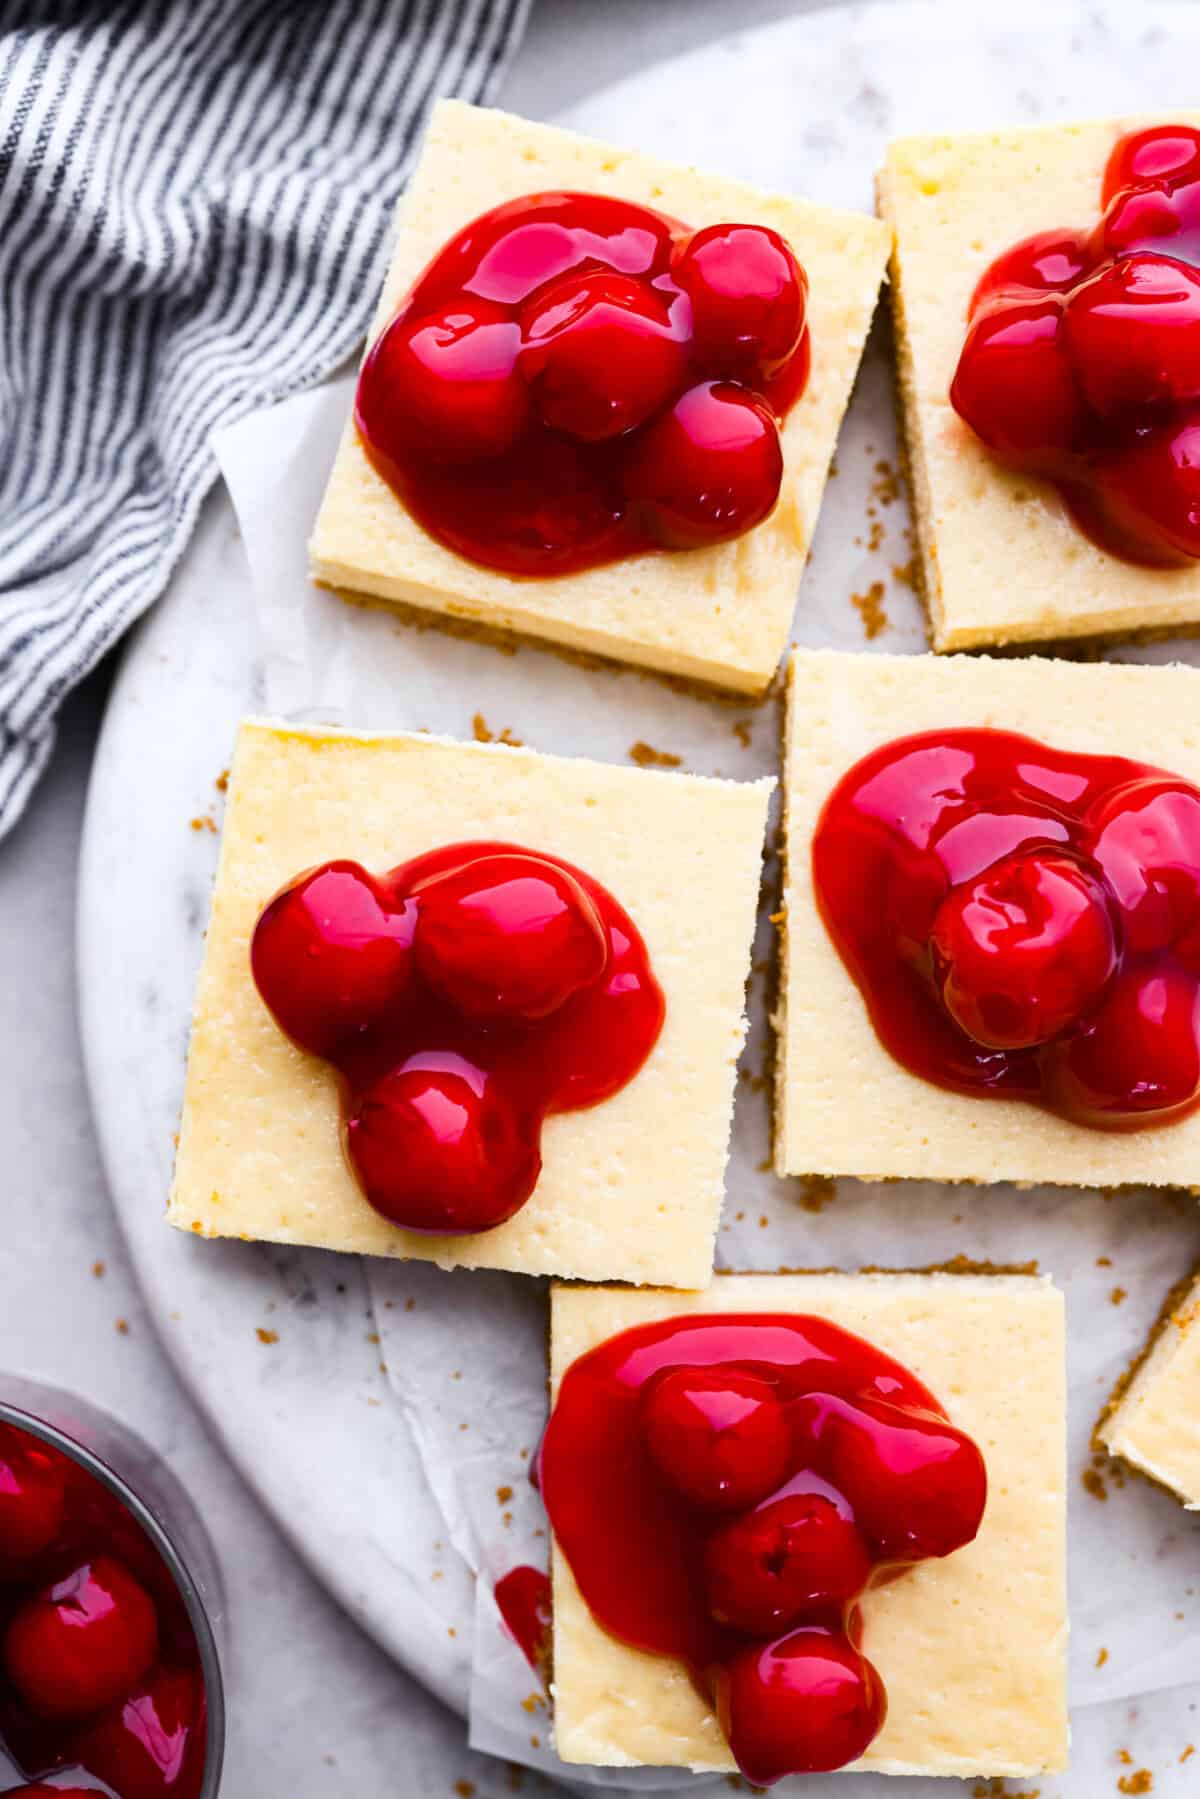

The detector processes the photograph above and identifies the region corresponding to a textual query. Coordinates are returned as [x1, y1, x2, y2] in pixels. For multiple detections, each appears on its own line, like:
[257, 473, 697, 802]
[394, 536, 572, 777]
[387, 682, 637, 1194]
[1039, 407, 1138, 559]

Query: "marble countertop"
[0, 1, 863, 1793]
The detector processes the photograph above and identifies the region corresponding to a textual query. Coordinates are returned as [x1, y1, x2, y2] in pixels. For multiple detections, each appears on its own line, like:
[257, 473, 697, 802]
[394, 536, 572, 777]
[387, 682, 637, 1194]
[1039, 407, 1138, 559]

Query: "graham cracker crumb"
[1097, 1255, 1113, 1267]
[1111, 1286, 1128, 1306]
[92, 1260, 106, 1278]
[1082, 1468, 1108, 1502]
[1182, 1745, 1195, 1763]
[872, 457, 900, 506]
[1117, 1772, 1152, 1795]
[851, 580, 889, 640]
[733, 719, 753, 748]
[454, 1783, 476, 1797]
[629, 740, 682, 769]
[1097, 1646, 1109, 1667]
[190, 815, 217, 833]
[256, 1328, 279, 1346]
[472, 712, 522, 746]
[215, 769, 229, 792]
[798, 1175, 836, 1213]
[115, 1318, 130, 1336]
[891, 558, 916, 589]
[497, 1485, 513, 1505]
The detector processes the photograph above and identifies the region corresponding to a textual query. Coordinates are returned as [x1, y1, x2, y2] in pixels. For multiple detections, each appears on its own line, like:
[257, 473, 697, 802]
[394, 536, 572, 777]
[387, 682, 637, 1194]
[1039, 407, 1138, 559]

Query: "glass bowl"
[0, 1377, 225, 1796]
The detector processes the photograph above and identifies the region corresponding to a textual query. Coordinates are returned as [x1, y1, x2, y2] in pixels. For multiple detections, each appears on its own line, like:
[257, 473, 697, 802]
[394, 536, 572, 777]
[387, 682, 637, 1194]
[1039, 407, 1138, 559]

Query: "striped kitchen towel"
[0, 0, 530, 837]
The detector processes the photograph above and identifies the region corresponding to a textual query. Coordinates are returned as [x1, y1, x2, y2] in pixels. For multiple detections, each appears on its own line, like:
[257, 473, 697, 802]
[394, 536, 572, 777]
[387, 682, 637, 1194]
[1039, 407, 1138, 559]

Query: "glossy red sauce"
[494, 1566, 552, 1680]
[951, 124, 1200, 566]
[813, 727, 1200, 1129]
[538, 1313, 986, 1784]
[0, 1421, 206, 1797]
[355, 193, 810, 575]
[251, 842, 664, 1234]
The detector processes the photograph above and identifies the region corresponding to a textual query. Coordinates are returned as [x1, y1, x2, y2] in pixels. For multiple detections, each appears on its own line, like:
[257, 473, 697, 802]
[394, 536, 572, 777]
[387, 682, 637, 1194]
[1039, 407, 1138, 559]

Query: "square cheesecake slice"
[170, 720, 772, 1288]
[775, 647, 1200, 1188]
[879, 115, 1200, 651]
[1098, 1267, 1200, 1507]
[310, 98, 890, 694]
[549, 1270, 1068, 1779]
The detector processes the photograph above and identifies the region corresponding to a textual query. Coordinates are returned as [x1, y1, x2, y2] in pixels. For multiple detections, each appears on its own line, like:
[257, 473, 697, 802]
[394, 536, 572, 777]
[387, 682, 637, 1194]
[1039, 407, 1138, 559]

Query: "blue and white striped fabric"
[0, 0, 530, 836]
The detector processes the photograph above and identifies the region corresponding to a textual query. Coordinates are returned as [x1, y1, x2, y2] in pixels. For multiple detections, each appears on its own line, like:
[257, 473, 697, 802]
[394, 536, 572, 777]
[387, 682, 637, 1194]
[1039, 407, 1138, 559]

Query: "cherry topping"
[251, 862, 415, 1059]
[971, 227, 1090, 308]
[814, 726, 1200, 1131]
[357, 297, 530, 465]
[1089, 777, 1200, 956]
[0, 1436, 66, 1577]
[1064, 254, 1200, 418]
[355, 192, 810, 576]
[952, 123, 1200, 563]
[1104, 124, 1200, 201]
[252, 842, 662, 1237]
[412, 852, 608, 1024]
[931, 850, 1117, 1050]
[949, 297, 1080, 466]
[494, 1565, 552, 1679]
[800, 1394, 988, 1563]
[540, 1312, 986, 1782]
[1045, 966, 1200, 1127]
[712, 1628, 887, 1783]
[639, 1368, 791, 1512]
[346, 1054, 541, 1233]
[1083, 411, 1200, 567]
[626, 380, 783, 549]
[704, 1485, 872, 1634]
[674, 224, 807, 376]
[3, 1556, 158, 1722]
[519, 273, 686, 442]
[75, 1665, 205, 1799]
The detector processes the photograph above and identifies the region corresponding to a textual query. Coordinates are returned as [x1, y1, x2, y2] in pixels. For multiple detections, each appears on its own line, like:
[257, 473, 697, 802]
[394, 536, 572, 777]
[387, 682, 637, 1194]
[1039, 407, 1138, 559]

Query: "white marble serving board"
[77, 2, 1200, 1791]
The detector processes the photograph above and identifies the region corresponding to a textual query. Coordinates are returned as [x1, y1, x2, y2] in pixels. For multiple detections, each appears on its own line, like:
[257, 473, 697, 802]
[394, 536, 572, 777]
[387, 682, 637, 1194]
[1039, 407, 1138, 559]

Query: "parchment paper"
[215, 341, 1200, 1795]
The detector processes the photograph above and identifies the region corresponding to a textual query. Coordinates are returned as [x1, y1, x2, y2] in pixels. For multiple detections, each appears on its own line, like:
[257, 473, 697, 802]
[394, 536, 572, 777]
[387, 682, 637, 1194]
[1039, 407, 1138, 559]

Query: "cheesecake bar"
[775, 647, 1200, 1187]
[311, 99, 890, 693]
[170, 719, 772, 1287]
[879, 115, 1200, 650]
[1098, 1266, 1200, 1507]
[549, 1270, 1068, 1778]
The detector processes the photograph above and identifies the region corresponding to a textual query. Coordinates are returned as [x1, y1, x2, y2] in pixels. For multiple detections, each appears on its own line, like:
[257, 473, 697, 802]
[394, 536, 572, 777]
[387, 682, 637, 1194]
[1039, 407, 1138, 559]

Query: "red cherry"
[346, 1053, 541, 1233]
[625, 380, 783, 549]
[713, 1627, 886, 1783]
[3, 1556, 158, 1722]
[950, 295, 1081, 466]
[930, 850, 1117, 1049]
[704, 1486, 872, 1635]
[1103, 125, 1200, 203]
[970, 227, 1090, 310]
[0, 1436, 65, 1578]
[1065, 254, 1200, 418]
[1082, 411, 1200, 566]
[75, 1664, 205, 1799]
[674, 223, 806, 376]
[251, 861, 415, 1059]
[518, 272, 687, 442]
[1089, 777, 1200, 956]
[356, 296, 530, 466]
[798, 1394, 987, 1564]
[1044, 966, 1200, 1128]
[413, 852, 608, 1025]
[462, 192, 679, 306]
[639, 1368, 790, 1513]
